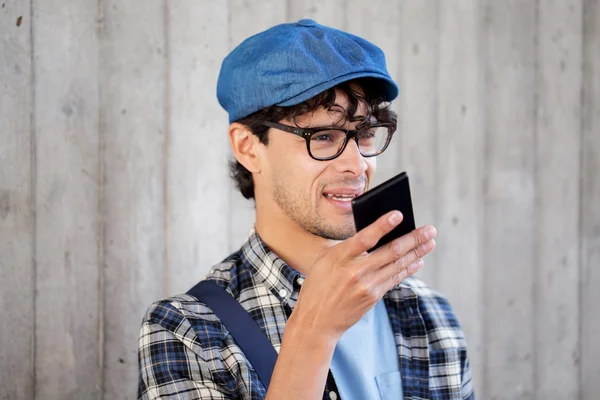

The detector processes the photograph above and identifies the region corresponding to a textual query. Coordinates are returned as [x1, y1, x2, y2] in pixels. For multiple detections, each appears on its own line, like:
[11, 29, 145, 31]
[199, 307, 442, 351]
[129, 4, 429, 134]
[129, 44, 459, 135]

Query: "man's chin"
[309, 219, 356, 241]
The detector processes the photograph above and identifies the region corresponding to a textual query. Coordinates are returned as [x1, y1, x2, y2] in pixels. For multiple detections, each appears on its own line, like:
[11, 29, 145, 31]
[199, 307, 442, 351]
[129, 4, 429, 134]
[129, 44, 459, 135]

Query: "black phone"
[351, 171, 416, 252]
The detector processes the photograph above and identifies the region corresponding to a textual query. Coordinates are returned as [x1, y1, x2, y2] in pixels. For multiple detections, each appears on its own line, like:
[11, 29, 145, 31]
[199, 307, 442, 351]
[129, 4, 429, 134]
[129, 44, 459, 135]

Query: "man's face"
[257, 88, 376, 240]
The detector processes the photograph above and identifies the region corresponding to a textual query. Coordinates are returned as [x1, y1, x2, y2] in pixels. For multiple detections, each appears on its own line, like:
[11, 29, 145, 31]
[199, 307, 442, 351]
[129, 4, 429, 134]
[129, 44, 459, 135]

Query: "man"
[138, 19, 473, 400]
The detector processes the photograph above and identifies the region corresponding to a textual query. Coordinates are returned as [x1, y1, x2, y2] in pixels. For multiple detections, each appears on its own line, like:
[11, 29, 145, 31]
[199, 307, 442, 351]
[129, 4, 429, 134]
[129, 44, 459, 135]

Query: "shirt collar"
[240, 228, 304, 308]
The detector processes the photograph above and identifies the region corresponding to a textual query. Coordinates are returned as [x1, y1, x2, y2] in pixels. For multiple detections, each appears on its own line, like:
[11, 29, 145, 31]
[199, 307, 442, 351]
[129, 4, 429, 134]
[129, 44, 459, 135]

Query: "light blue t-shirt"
[329, 300, 403, 400]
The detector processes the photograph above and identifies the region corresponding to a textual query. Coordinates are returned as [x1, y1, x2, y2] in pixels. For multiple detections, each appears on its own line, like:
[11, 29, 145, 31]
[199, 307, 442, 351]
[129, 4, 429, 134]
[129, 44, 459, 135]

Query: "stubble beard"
[272, 172, 356, 241]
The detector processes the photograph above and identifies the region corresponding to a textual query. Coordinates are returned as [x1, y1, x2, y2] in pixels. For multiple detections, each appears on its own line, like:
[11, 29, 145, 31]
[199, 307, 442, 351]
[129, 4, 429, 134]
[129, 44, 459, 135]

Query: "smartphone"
[351, 171, 416, 252]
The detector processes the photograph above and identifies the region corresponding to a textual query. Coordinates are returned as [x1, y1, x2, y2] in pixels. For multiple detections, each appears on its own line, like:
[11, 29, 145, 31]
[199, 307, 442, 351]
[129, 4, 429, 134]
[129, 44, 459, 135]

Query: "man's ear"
[229, 122, 261, 173]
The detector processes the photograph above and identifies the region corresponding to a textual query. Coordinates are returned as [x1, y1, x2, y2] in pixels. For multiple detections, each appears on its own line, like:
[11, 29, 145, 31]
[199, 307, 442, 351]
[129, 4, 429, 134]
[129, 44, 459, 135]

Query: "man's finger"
[367, 225, 437, 271]
[376, 258, 426, 294]
[373, 238, 435, 286]
[340, 211, 403, 260]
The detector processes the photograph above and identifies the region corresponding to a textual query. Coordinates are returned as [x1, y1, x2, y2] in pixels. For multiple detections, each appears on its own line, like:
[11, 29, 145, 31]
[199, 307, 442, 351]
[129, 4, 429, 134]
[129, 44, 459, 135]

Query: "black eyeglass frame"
[261, 121, 397, 161]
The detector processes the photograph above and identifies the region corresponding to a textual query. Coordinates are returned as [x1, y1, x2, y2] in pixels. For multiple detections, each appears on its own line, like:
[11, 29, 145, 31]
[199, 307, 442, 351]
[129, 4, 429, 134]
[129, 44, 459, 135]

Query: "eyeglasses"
[261, 121, 396, 161]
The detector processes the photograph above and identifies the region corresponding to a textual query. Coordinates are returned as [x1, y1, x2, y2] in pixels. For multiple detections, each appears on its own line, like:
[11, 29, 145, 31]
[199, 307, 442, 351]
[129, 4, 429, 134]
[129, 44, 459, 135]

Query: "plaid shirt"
[138, 229, 474, 399]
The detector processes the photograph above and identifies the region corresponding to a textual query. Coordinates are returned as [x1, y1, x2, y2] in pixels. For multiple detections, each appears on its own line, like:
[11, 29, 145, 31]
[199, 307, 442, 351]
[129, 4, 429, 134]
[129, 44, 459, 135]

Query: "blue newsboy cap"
[217, 19, 399, 123]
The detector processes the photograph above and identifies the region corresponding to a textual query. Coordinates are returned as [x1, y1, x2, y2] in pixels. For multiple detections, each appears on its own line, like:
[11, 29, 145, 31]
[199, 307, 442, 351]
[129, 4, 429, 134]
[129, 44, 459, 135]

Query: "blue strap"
[187, 280, 278, 389]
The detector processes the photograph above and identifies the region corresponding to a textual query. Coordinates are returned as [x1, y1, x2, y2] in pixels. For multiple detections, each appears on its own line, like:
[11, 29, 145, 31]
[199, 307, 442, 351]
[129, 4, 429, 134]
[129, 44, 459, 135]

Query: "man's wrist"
[283, 312, 339, 354]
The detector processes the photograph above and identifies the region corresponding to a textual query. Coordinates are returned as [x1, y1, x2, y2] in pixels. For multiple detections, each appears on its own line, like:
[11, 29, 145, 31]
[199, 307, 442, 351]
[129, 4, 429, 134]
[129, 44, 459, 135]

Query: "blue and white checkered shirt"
[138, 229, 474, 399]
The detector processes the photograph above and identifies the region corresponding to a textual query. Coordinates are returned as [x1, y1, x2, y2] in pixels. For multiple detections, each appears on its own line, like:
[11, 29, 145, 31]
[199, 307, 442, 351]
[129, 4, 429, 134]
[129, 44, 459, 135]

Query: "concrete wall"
[1, 0, 599, 398]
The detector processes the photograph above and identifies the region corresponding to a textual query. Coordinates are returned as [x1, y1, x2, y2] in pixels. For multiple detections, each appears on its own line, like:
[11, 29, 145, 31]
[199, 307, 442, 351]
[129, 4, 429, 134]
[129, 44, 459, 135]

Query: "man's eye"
[358, 130, 376, 139]
[312, 133, 337, 142]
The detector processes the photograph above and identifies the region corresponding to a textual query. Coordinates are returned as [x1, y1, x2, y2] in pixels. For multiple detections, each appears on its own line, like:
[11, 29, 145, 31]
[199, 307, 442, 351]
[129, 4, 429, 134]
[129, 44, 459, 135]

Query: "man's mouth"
[323, 193, 360, 202]
[325, 193, 358, 201]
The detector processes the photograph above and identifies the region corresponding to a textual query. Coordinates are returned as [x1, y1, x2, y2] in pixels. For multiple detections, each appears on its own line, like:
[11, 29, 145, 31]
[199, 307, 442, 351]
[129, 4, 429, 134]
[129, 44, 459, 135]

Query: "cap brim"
[277, 71, 399, 107]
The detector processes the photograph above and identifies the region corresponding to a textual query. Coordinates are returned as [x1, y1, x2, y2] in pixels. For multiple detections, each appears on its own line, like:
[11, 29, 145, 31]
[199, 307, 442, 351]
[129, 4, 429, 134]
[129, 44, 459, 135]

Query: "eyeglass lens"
[309, 126, 389, 159]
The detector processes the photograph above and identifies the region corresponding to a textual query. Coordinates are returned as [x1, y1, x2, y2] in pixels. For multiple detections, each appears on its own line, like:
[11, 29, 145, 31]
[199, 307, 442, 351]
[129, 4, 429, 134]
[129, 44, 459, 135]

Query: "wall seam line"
[163, 0, 171, 297]
[532, 0, 541, 397]
[480, 0, 490, 397]
[96, 0, 106, 397]
[577, 1, 587, 398]
[29, 0, 38, 397]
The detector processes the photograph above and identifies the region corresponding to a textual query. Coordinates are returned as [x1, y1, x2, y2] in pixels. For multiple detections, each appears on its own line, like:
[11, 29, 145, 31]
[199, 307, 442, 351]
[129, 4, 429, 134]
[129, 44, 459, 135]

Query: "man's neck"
[254, 203, 336, 276]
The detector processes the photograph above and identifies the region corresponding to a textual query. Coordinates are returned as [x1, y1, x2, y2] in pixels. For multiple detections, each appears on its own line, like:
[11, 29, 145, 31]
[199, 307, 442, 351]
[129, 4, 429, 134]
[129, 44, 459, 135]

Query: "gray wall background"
[1, 0, 599, 399]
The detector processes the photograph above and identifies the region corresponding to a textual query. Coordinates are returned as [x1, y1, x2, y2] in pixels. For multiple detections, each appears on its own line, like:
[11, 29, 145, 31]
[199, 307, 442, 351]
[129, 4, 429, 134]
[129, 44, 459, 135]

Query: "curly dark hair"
[230, 78, 398, 200]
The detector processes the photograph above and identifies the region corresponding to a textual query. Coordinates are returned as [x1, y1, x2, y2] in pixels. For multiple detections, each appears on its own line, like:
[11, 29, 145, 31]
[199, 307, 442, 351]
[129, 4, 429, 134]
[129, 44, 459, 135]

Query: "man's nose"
[333, 138, 368, 176]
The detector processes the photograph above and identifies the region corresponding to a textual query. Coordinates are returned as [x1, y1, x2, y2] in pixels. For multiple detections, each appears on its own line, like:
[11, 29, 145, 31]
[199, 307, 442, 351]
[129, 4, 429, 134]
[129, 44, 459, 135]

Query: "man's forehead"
[332, 85, 364, 104]
[323, 87, 369, 119]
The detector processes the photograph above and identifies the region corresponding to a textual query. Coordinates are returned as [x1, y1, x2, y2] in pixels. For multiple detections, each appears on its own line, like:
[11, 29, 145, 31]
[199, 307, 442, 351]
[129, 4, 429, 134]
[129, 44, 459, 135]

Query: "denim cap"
[217, 19, 399, 123]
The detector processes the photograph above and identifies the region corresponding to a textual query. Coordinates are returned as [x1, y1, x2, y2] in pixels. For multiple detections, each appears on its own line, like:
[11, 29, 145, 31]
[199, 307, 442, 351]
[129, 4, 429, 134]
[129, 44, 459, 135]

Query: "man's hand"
[291, 210, 437, 341]
[266, 210, 437, 400]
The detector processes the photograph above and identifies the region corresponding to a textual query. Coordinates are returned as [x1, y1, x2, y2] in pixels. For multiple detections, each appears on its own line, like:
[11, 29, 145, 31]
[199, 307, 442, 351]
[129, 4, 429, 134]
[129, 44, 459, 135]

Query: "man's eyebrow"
[326, 105, 346, 116]
[303, 124, 345, 129]
[305, 117, 374, 130]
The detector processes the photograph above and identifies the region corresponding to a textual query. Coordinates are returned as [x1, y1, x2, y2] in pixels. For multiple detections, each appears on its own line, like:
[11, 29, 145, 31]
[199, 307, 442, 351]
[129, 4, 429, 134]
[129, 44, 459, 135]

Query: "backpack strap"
[187, 280, 278, 389]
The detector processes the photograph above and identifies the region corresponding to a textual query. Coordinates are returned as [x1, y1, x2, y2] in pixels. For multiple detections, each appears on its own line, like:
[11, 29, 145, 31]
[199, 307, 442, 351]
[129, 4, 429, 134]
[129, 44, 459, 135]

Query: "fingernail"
[424, 226, 437, 240]
[389, 211, 402, 225]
